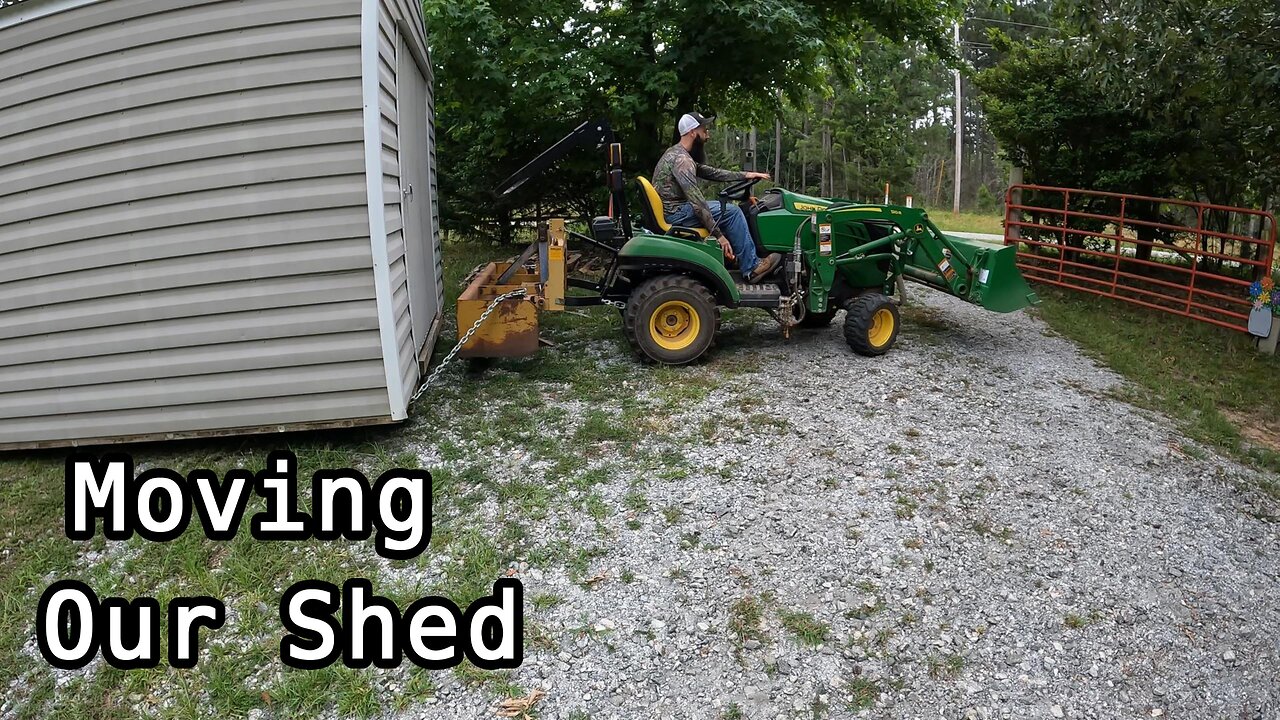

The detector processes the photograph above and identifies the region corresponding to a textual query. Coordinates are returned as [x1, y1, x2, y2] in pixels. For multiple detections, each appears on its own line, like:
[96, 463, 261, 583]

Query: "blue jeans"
[667, 201, 760, 275]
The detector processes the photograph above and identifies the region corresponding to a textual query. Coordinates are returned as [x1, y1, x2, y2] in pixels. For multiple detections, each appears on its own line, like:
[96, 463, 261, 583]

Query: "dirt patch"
[1223, 408, 1280, 452]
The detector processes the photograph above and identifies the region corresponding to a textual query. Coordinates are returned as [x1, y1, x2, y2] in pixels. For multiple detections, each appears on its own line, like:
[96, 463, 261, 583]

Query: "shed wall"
[375, 0, 443, 412]
[0, 0, 396, 447]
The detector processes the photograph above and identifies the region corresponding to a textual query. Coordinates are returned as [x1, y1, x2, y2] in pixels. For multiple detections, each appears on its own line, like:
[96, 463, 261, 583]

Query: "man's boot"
[748, 253, 782, 282]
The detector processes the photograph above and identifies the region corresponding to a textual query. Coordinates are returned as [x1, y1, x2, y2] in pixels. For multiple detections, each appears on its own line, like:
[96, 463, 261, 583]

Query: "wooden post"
[1008, 166, 1024, 242]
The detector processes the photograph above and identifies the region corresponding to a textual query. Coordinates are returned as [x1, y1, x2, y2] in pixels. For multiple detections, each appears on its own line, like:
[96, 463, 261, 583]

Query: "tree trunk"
[935, 159, 946, 208]
[842, 146, 849, 199]
[1134, 223, 1156, 264]
[820, 100, 832, 197]
[629, 4, 666, 170]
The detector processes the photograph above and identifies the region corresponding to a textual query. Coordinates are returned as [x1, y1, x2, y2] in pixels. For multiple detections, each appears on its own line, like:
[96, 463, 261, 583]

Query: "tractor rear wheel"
[843, 293, 900, 356]
[625, 274, 719, 365]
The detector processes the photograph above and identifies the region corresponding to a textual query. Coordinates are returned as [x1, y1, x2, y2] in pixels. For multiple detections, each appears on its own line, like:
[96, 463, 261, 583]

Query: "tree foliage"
[974, 35, 1173, 197]
[425, 0, 960, 237]
[979, 0, 1280, 210]
[1065, 0, 1280, 204]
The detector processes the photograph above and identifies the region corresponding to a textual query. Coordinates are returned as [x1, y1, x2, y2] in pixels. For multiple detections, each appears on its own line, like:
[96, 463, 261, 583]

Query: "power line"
[966, 16, 1059, 32]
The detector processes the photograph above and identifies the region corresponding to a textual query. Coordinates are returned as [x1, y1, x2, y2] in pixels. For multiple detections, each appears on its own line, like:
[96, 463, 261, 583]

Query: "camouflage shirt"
[651, 144, 745, 236]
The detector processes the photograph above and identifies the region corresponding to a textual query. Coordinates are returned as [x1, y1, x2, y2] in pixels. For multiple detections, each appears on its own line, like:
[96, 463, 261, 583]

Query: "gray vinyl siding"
[377, 0, 441, 407]
[377, 0, 416, 396]
[426, 40, 445, 320]
[0, 0, 394, 447]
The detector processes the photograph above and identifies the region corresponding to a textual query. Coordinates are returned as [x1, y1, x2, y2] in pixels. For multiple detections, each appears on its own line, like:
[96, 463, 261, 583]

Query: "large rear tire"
[624, 275, 719, 365]
[843, 293, 900, 356]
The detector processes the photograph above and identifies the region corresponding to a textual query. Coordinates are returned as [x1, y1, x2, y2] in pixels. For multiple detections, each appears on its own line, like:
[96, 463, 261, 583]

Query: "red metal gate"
[1004, 185, 1277, 332]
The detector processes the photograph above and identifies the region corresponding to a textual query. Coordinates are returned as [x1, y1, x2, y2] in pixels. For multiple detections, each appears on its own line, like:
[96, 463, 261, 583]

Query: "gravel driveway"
[405, 290, 1280, 720]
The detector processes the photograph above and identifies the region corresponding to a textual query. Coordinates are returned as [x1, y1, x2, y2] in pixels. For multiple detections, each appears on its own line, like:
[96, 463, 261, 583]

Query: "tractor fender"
[616, 234, 741, 306]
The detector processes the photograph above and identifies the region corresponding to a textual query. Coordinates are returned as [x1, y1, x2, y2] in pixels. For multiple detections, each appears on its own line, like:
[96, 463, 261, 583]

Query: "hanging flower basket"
[1247, 277, 1279, 337]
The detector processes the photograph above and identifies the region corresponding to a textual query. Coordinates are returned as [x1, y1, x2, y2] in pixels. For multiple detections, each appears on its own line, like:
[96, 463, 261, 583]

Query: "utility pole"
[953, 19, 962, 215]
[774, 90, 783, 181]
[749, 126, 758, 172]
[774, 118, 782, 179]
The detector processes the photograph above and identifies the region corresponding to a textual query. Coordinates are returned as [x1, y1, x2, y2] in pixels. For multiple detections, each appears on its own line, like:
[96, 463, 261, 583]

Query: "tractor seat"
[635, 177, 711, 241]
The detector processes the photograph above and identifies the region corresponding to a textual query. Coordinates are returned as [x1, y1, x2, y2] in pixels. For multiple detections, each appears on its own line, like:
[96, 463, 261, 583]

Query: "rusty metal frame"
[1004, 184, 1278, 332]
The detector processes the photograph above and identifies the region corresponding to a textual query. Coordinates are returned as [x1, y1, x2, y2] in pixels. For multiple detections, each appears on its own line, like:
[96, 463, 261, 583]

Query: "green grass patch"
[574, 410, 632, 443]
[930, 210, 1005, 236]
[778, 610, 830, 647]
[1063, 610, 1103, 629]
[893, 495, 919, 520]
[727, 595, 767, 651]
[846, 677, 882, 711]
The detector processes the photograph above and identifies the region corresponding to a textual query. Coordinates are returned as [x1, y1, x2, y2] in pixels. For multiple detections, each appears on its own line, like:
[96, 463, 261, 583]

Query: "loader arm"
[818, 204, 1039, 313]
[902, 220, 1040, 313]
[494, 119, 633, 239]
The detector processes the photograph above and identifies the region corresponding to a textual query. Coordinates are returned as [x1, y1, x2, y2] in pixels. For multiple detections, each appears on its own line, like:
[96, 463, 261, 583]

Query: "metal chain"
[409, 287, 529, 405]
[601, 299, 627, 310]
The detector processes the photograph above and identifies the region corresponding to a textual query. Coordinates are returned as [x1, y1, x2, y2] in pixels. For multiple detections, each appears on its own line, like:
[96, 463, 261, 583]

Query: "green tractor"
[487, 120, 1038, 366]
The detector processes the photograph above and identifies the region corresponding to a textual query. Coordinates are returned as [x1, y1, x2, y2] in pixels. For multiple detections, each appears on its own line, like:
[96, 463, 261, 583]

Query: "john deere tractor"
[465, 120, 1038, 366]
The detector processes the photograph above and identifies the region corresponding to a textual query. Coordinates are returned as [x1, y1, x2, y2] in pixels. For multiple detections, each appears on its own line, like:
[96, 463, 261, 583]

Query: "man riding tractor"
[651, 112, 782, 283]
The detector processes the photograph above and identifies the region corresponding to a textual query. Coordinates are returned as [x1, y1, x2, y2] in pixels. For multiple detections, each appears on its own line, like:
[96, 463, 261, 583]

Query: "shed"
[0, 0, 444, 449]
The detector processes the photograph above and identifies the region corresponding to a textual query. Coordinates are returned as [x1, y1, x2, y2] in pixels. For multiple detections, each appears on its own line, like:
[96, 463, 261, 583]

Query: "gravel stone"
[391, 291, 1280, 719]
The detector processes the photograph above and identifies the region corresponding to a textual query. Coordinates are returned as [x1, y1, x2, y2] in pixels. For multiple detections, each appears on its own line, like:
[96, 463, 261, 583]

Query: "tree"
[424, 0, 961, 238]
[425, 1, 604, 241]
[975, 35, 1179, 257]
[1061, 0, 1280, 209]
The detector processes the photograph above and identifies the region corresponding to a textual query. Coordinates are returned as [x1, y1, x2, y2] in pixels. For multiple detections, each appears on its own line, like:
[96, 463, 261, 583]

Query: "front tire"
[624, 274, 719, 365]
[843, 293, 900, 356]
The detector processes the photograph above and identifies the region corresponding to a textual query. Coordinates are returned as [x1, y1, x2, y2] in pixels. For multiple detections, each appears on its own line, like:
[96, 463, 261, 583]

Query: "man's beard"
[689, 136, 707, 164]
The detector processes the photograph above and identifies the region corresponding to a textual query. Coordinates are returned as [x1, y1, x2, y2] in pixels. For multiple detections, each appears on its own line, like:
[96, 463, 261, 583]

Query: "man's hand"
[744, 171, 771, 180]
[716, 235, 735, 261]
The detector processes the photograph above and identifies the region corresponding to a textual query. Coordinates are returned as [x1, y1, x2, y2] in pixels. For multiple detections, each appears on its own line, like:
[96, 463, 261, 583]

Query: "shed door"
[397, 29, 438, 357]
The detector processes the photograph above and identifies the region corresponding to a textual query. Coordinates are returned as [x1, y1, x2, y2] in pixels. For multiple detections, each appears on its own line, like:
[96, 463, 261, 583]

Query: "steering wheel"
[719, 177, 762, 203]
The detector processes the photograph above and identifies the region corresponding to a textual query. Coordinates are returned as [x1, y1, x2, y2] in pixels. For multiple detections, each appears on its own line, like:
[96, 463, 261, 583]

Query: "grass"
[893, 494, 919, 520]
[1033, 287, 1280, 493]
[778, 610, 830, 647]
[844, 597, 883, 621]
[845, 677, 881, 711]
[727, 595, 767, 654]
[0, 444, 446, 720]
[4, 235, 1276, 716]
[928, 209, 1005, 236]
[1063, 610, 1102, 629]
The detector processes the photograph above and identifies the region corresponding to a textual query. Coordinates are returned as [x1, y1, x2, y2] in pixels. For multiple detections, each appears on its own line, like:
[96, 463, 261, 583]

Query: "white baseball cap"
[677, 112, 715, 136]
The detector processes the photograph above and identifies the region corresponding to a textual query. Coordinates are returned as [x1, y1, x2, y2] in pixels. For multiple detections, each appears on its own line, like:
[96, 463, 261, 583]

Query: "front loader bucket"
[944, 235, 1039, 313]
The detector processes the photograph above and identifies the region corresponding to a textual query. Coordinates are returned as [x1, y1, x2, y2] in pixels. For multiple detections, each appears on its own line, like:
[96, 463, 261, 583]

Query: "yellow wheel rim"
[868, 308, 895, 347]
[649, 300, 701, 351]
